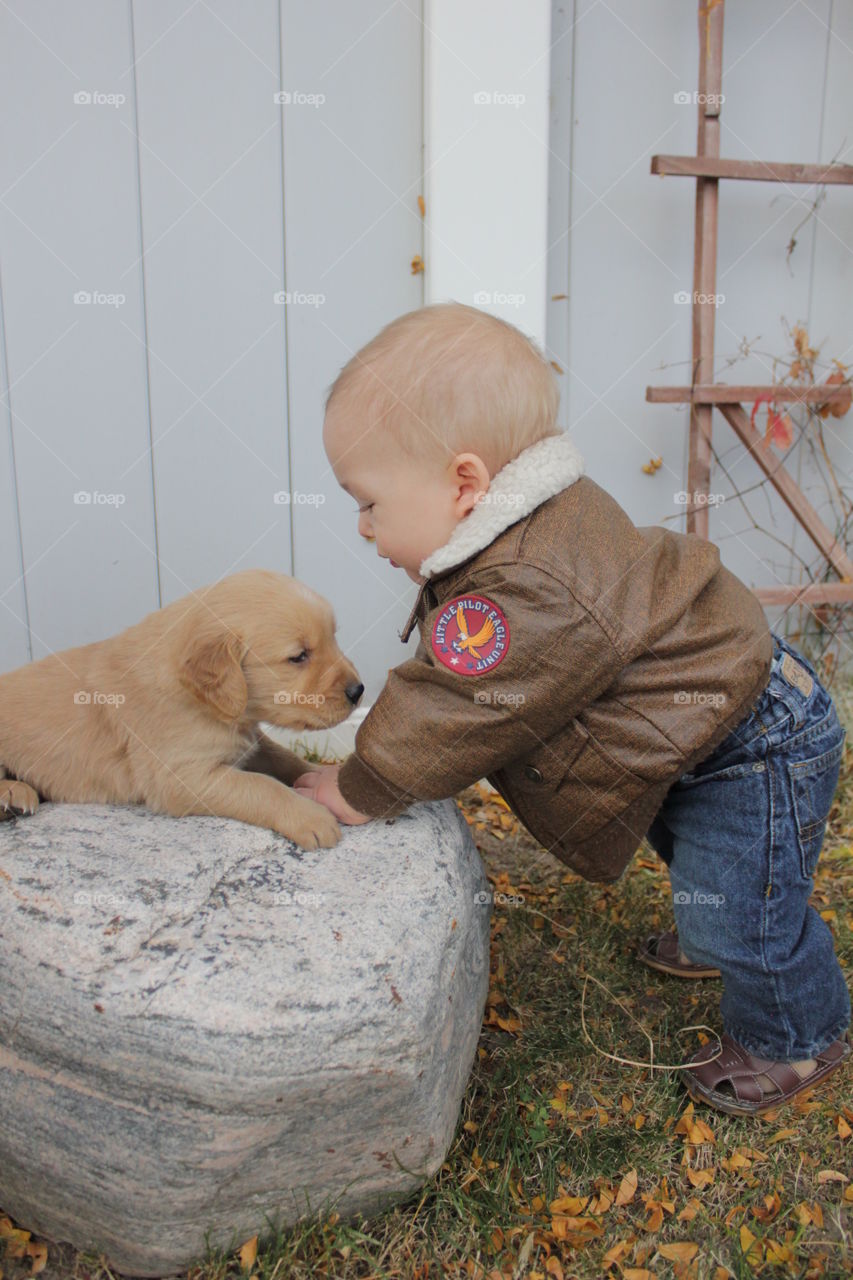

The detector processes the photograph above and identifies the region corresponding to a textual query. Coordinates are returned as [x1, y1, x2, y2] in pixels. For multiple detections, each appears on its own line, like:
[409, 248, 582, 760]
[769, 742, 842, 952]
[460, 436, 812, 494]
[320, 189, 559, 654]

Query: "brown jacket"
[337, 433, 773, 881]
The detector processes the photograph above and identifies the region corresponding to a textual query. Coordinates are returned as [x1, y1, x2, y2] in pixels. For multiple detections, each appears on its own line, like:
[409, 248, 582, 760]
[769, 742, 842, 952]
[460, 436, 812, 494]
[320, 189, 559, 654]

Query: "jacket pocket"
[488, 720, 591, 843]
[491, 721, 654, 851]
[553, 727, 652, 845]
[786, 736, 845, 879]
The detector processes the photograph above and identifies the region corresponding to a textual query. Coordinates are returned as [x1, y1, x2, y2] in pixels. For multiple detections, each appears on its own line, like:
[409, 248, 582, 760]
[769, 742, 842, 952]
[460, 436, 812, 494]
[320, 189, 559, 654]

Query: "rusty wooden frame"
[646, 0, 853, 608]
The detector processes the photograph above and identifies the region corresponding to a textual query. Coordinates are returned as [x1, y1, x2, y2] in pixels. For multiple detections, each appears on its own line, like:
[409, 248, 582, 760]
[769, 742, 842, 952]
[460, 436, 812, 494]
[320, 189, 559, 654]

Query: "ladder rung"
[647, 385, 850, 405]
[651, 155, 853, 184]
[753, 583, 853, 605]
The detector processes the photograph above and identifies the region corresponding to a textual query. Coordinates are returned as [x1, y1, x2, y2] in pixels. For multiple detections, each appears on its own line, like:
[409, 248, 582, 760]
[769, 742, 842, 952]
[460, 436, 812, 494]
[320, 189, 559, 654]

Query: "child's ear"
[450, 452, 491, 514]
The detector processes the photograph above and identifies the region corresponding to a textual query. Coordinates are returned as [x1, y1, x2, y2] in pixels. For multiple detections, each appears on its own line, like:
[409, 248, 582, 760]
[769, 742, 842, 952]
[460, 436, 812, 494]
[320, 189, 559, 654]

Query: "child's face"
[324, 412, 488, 584]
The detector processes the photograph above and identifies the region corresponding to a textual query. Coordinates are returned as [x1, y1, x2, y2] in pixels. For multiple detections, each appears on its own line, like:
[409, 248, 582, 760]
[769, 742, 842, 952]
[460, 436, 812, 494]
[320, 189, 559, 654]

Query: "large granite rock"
[0, 799, 490, 1277]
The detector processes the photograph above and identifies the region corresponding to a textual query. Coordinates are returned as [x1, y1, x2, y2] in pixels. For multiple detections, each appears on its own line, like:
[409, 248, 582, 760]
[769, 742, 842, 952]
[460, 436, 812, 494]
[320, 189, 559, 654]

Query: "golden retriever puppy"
[0, 569, 363, 849]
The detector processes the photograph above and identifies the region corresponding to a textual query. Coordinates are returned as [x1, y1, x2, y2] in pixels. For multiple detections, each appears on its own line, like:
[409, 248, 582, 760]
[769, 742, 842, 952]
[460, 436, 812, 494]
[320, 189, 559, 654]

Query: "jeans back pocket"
[786, 732, 846, 878]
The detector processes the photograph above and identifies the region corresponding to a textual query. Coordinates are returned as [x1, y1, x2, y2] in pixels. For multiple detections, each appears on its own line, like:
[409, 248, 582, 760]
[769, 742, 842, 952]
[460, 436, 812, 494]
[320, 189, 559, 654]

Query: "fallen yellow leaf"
[764, 1239, 795, 1264]
[751, 1192, 781, 1223]
[657, 1242, 699, 1263]
[615, 1168, 638, 1206]
[644, 1204, 663, 1232]
[602, 1240, 629, 1270]
[27, 1241, 48, 1275]
[739, 1224, 763, 1264]
[239, 1235, 258, 1271]
[549, 1194, 589, 1215]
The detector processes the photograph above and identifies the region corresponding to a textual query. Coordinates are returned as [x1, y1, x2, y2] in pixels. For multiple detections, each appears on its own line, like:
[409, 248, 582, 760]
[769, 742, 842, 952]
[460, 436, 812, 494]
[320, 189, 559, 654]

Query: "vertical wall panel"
[0, 0, 157, 657]
[710, 0, 832, 611]
[0, 274, 30, 671]
[424, 0, 552, 345]
[280, 0, 424, 701]
[132, 0, 290, 602]
[792, 1, 853, 602]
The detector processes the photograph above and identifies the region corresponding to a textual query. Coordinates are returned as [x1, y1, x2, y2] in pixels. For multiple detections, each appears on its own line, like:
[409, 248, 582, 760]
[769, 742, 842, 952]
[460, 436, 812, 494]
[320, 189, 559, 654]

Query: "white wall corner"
[424, 0, 553, 347]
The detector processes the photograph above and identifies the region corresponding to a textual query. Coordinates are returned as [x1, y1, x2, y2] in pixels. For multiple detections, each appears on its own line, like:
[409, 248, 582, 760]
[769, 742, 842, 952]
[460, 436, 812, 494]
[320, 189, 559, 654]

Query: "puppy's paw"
[0, 779, 40, 818]
[281, 795, 342, 850]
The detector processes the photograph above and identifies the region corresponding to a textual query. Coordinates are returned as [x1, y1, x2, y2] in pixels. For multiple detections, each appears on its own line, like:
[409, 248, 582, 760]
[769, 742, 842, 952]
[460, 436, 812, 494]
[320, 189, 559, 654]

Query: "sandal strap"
[816, 1035, 850, 1067]
[687, 1032, 850, 1107]
[648, 930, 681, 965]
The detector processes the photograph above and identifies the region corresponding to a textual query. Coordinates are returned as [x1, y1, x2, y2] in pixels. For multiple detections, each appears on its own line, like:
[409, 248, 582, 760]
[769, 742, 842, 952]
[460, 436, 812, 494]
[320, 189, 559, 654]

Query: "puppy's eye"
[288, 649, 310, 664]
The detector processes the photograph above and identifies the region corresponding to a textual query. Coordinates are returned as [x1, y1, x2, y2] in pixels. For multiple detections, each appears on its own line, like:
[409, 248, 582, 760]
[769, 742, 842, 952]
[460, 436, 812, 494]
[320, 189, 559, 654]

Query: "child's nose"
[358, 511, 374, 540]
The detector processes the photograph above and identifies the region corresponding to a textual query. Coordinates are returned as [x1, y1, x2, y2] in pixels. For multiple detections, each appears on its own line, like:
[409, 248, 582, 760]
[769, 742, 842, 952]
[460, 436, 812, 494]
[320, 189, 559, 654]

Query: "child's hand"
[292, 764, 372, 825]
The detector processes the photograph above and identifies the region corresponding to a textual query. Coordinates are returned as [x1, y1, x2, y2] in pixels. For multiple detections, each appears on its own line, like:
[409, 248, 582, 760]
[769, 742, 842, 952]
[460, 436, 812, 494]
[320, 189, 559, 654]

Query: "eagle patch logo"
[431, 594, 510, 675]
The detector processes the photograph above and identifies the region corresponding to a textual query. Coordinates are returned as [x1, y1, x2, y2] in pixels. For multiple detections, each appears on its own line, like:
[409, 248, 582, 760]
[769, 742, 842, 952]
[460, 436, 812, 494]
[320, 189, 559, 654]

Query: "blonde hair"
[324, 302, 561, 476]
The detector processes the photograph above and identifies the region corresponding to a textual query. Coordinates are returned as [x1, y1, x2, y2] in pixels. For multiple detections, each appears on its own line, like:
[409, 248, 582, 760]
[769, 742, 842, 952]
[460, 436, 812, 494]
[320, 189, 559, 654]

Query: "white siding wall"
[0, 0, 424, 714]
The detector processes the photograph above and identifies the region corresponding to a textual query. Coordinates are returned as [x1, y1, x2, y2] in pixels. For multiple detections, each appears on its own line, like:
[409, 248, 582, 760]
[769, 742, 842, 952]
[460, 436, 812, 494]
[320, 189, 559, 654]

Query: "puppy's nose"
[345, 681, 364, 706]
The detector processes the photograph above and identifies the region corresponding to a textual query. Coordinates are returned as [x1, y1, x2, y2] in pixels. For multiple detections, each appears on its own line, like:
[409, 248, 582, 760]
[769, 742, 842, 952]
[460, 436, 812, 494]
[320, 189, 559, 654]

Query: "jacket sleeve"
[336, 563, 628, 819]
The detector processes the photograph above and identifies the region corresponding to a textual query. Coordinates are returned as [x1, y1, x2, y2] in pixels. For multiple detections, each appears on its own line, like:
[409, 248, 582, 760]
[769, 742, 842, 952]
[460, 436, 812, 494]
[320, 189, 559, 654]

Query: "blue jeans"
[646, 630, 850, 1060]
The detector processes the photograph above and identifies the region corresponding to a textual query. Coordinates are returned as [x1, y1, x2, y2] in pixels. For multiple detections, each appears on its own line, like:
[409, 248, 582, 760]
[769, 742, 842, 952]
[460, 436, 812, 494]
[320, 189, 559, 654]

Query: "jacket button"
[523, 765, 544, 783]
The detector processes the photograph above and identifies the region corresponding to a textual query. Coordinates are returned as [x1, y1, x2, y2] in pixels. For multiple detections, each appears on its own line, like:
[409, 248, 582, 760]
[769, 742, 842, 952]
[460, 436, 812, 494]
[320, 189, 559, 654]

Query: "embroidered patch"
[431, 594, 510, 675]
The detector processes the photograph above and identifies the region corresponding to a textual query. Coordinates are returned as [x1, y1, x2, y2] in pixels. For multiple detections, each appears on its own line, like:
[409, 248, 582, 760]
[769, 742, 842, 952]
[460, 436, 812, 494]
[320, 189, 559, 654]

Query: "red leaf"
[750, 392, 774, 428]
[766, 409, 793, 449]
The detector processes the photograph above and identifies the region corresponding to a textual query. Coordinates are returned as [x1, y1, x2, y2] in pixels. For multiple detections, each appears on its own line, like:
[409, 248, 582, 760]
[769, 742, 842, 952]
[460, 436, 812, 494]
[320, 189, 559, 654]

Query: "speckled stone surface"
[0, 799, 490, 1278]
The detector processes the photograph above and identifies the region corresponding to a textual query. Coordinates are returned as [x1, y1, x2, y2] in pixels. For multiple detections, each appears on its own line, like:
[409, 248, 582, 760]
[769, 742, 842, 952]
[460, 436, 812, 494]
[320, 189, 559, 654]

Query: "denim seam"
[763, 759, 797, 1057]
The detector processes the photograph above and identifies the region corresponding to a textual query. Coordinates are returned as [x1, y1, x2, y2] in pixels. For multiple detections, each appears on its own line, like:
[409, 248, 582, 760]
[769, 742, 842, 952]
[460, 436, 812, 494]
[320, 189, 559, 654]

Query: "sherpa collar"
[418, 431, 585, 577]
[398, 431, 585, 643]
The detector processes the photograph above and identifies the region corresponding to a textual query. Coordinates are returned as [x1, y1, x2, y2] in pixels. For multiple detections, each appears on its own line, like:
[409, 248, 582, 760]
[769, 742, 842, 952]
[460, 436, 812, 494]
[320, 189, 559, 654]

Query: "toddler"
[294, 302, 850, 1115]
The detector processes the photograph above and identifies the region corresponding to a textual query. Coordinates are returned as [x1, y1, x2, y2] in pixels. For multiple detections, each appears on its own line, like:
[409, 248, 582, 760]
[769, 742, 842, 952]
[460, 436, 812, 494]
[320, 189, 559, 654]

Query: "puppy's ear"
[178, 631, 249, 721]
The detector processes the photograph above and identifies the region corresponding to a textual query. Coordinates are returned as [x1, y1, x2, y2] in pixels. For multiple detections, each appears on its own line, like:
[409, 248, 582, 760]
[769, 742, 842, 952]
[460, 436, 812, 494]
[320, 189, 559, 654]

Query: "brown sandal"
[638, 929, 721, 979]
[682, 1031, 851, 1116]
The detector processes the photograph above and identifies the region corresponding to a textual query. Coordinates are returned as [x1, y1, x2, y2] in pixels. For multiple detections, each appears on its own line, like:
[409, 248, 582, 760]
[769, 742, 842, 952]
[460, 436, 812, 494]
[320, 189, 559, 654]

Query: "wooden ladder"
[646, 0, 853, 608]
